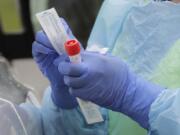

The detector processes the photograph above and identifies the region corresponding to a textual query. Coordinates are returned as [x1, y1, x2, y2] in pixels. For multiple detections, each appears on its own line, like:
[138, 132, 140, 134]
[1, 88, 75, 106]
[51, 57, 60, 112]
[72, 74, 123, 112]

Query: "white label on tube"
[36, 8, 68, 55]
[69, 54, 82, 64]
[69, 54, 104, 124]
[77, 98, 104, 124]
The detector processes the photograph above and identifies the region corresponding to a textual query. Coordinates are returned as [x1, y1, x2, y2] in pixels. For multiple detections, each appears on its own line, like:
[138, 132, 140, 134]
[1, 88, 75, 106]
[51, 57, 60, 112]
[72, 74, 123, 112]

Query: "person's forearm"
[109, 71, 164, 129]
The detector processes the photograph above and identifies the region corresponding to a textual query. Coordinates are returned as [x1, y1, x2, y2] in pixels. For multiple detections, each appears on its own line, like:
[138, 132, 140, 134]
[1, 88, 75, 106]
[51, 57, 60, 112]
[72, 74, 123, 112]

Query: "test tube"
[64, 39, 81, 64]
[64, 39, 104, 124]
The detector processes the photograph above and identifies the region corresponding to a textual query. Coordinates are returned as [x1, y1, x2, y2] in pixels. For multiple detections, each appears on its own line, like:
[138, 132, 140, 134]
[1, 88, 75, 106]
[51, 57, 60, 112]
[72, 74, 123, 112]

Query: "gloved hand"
[32, 18, 78, 109]
[59, 51, 164, 129]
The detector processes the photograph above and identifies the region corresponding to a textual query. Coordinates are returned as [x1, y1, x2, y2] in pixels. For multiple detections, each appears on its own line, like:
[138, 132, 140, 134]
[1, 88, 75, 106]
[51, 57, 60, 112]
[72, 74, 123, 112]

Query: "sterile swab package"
[36, 8, 103, 124]
[36, 8, 68, 55]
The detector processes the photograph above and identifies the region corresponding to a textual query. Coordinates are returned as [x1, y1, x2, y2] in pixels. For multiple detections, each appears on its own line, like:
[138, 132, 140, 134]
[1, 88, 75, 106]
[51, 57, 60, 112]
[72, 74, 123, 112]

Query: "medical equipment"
[64, 39, 104, 124]
[36, 8, 103, 124]
[36, 8, 68, 55]
[64, 39, 81, 63]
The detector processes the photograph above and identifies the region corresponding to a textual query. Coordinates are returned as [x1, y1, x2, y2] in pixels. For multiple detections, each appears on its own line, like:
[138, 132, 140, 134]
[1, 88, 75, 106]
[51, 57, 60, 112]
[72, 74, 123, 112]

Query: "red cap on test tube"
[64, 39, 81, 56]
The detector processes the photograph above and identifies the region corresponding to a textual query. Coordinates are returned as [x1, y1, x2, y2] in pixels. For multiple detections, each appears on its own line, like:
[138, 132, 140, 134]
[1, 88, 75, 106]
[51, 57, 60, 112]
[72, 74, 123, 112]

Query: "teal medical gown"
[88, 0, 180, 135]
[19, 88, 108, 135]
[13, 0, 180, 135]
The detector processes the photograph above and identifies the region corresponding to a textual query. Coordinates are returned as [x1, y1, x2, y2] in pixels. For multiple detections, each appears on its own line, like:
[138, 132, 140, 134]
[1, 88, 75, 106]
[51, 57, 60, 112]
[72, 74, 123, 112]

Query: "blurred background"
[0, 0, 103, 59]
[0, 0, 103, 104]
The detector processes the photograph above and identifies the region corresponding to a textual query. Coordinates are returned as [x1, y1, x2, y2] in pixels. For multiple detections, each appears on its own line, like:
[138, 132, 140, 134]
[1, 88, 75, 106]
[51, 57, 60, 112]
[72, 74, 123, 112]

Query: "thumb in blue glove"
[59, 51, 164, 129]
[32, 18, 78, 109]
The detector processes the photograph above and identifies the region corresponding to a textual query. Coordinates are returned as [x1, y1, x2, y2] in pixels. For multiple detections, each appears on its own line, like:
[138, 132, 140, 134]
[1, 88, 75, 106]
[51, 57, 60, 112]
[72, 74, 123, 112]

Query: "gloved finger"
[35, 31, 54, 49]
[70, 87, 94, 101]
[53, 54, 69, 66]
[59, 61, 87, 77]
[32, 41, 55, 55]
[64, 72, 89, 88]
[32, 41, 57, 63]
[38, 54, 57, 73]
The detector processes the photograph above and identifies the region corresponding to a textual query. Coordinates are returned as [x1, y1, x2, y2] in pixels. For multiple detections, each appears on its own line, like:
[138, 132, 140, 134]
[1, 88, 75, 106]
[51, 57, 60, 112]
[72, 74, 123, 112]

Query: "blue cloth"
[88, 0, 180, 79]
[149, 89, 180, 135]
[20, 103, 43, 135]
[87, 0, 180, 134]
[20, 88, 108, 135]
[88, 0, 145, 51]
[59, 51, 163, 129]
[32, 18, 78, 109]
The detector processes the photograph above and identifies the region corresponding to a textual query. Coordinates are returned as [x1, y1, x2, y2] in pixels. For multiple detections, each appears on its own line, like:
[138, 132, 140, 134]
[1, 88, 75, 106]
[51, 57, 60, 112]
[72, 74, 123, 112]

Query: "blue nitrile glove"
[59, 51, 164, 129]
[32, 18, 78, 109]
